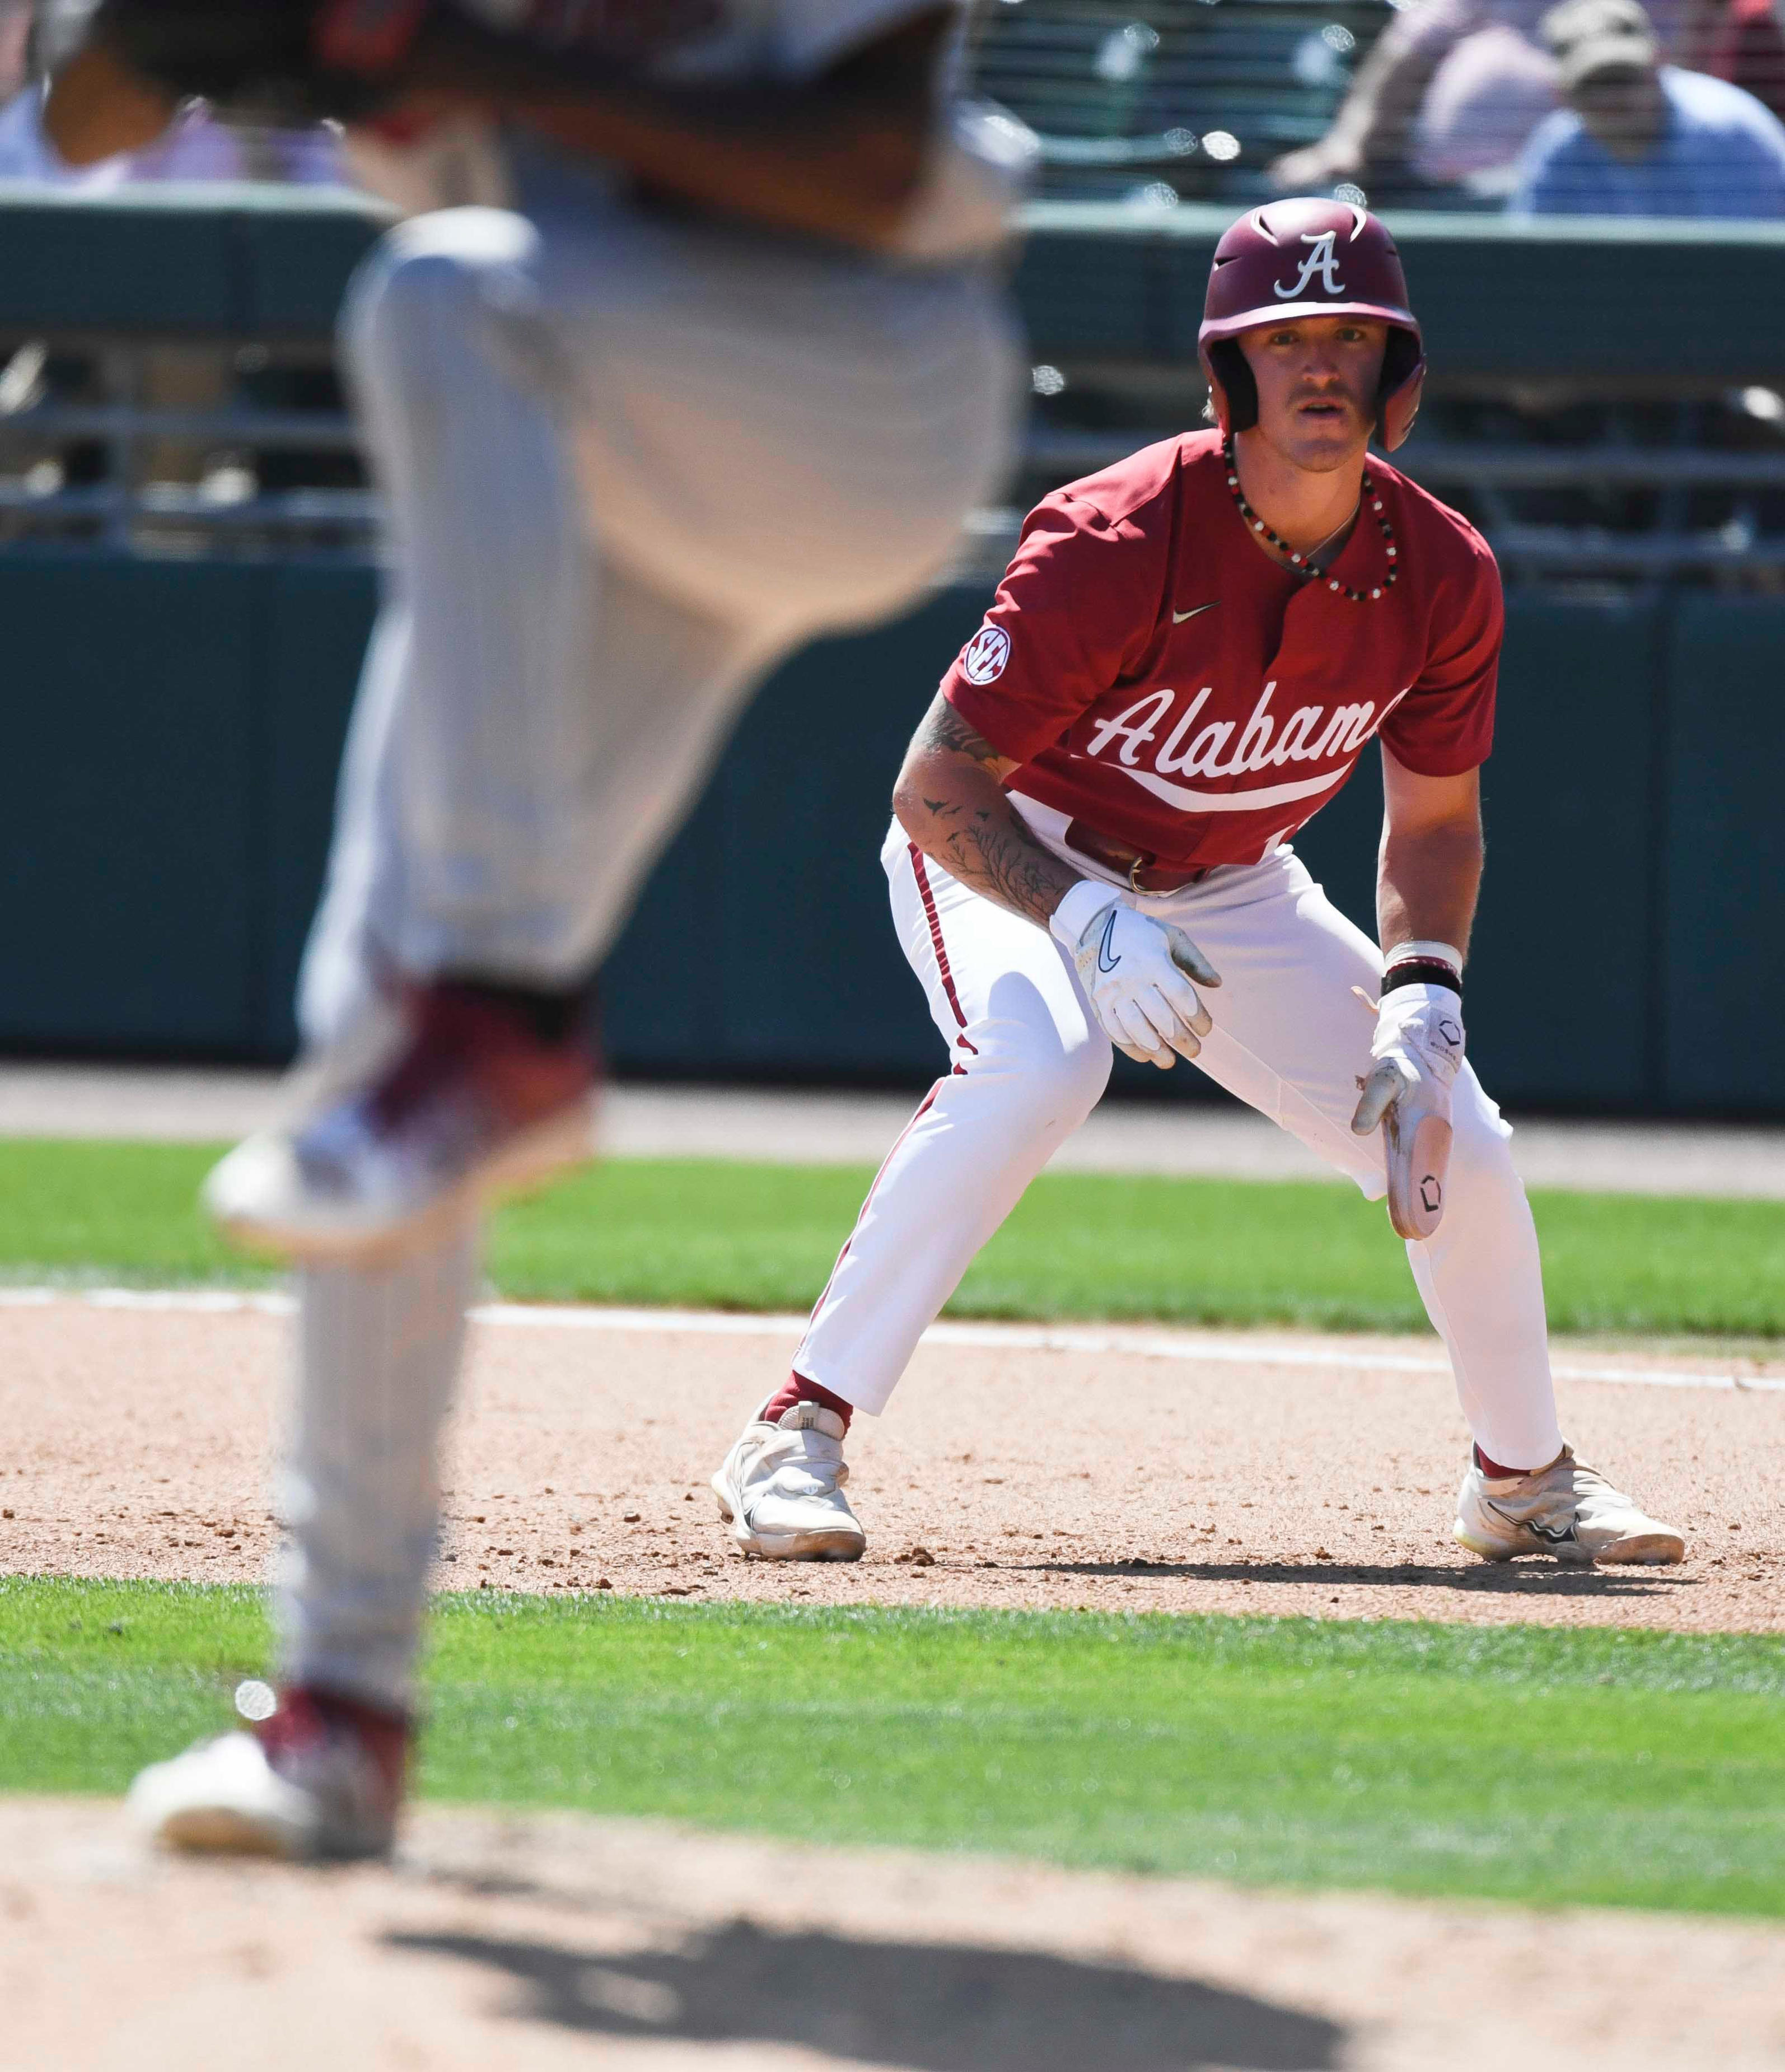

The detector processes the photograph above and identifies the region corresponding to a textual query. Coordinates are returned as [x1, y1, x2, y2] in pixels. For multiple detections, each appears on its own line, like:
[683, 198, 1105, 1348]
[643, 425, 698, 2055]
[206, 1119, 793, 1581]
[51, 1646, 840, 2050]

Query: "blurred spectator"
[1702, 0, 1785, 117]
[0, 0, 29, 105]
[3, 0, 345, 188]
[1270, 0, 1784, 197]
[1272, 0, 1567, 192]
[0, 77, 347, 186]
[1513, 0, 1785, 212]
[0, 79, 244, 183]
[0, 23, 347, 525]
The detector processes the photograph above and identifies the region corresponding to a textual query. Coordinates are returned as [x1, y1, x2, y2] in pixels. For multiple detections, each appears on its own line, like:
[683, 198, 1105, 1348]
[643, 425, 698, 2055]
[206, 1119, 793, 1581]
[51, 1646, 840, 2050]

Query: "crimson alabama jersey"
[942, 428, 1502, 875]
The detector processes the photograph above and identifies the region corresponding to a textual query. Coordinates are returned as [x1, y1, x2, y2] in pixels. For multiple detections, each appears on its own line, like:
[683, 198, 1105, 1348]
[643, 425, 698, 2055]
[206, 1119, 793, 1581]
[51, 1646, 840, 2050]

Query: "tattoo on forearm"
[959, 818, 1074, 927]
[899, 693, 1079, 928]
[914, 701, 1008, 764]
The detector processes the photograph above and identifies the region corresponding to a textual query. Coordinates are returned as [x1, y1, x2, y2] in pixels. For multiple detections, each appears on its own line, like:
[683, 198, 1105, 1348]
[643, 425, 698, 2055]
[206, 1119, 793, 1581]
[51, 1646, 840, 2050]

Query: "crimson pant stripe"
[909, 844, 969, 1032]
[802, 1083, 941, 1329]
[802, 850, 972, 1338]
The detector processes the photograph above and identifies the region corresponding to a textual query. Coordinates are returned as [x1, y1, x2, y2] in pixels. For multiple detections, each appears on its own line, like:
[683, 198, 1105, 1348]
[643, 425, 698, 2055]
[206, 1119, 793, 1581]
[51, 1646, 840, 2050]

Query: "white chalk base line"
[1, 1285, 1781, 1396]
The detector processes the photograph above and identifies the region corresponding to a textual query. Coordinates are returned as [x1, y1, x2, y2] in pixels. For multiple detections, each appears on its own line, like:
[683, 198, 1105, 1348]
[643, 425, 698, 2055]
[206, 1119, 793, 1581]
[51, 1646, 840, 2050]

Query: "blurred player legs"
[91, 0, 1029, 1862]
[794, 831, 1564, 1476]
[274, 181, 1020, 1732]
[310, 179, 1019, 1008]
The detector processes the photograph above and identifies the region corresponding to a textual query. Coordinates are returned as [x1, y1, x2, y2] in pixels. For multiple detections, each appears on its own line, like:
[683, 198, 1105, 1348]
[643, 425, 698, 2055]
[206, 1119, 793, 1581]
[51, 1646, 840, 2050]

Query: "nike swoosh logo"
[1173, 601, 1218, 624]
[1096, 911, 1121, 974]
[1487, 1501, 1577, 1546]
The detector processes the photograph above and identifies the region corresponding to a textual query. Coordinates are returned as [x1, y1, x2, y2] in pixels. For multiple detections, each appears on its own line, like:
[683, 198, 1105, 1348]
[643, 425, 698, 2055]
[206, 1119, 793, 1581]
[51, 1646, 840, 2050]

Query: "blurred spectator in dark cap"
[1272, 0, 1784, 199]
[1513, 0, 1785, 211]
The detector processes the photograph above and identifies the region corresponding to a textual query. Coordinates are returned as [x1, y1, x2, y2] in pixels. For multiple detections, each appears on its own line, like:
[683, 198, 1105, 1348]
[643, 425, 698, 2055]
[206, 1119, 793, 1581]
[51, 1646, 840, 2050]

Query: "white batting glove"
[1050, 881, 1221, 1070]
[1351, 982, 1465, 1240]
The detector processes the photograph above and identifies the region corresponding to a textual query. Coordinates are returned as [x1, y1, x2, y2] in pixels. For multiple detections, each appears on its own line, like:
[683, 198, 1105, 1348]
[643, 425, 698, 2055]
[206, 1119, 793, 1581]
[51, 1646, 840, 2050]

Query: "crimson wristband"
[1381, 958, 1462, 999]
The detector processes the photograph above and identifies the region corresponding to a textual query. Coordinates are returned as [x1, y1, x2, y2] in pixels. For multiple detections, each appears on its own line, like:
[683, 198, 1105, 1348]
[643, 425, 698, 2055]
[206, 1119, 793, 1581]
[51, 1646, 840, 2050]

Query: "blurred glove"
[1050, 881, 1221, 1070]
[1351, 982, 1465, 1240]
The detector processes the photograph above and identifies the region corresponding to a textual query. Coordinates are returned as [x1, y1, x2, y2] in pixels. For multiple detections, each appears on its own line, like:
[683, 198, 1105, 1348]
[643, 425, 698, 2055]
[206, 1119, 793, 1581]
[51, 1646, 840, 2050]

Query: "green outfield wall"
[2, 556, 1778, 1113]
[2, 187, 1782, 378]
[1, 192, 1780, 1112]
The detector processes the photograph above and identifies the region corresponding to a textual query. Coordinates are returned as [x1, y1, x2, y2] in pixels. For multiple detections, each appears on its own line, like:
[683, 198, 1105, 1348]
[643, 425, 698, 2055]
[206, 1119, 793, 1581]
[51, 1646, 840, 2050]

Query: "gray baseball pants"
[280, 166, 1020, 1709]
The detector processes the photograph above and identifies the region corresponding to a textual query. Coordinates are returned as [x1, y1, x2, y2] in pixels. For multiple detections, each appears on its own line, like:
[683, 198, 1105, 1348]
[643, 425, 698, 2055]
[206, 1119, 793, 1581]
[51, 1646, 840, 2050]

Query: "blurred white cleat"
[204, 978, 597, 1263]
[1455, 1445, 1685, 1566]
[127, 1684, 410, 1860]
[713, 1403, 867, 1561]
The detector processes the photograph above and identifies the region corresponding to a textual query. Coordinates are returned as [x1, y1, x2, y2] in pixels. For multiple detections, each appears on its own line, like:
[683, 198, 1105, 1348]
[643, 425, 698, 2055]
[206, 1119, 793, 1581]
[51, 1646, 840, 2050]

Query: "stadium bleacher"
[967, 0, 1397, 203]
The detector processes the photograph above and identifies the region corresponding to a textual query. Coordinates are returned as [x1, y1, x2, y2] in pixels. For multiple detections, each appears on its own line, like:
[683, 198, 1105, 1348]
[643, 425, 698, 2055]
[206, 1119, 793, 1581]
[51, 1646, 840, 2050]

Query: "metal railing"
[0, 333, 372, 556]
[967, 0, 1395, 201]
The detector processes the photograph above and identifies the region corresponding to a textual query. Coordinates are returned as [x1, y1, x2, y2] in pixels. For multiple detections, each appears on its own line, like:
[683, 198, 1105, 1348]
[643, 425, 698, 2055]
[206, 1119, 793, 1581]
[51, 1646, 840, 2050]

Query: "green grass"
[1, 1136, 1782, 1337]
[4, 1577, 1783, 1915]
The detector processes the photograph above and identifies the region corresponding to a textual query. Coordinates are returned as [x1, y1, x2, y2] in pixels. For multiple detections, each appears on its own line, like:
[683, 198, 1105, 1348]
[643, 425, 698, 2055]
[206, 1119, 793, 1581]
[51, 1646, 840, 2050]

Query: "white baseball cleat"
[712, 1403, 867, 1561]
[203, 979, 597, 1263]
[127, 1684, 410, 1861]
[1454, 1446, 1686, 1566]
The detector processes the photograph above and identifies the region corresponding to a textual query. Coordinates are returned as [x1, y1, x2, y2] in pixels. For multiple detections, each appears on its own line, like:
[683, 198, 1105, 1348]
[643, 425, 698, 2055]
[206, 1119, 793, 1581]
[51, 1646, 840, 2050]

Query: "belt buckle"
[1128, 855, 1152, 894]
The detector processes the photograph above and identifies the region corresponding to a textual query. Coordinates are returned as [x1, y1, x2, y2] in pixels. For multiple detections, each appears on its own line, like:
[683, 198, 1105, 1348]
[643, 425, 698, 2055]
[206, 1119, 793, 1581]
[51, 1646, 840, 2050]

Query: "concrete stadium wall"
[2, 557, 1776, 1115]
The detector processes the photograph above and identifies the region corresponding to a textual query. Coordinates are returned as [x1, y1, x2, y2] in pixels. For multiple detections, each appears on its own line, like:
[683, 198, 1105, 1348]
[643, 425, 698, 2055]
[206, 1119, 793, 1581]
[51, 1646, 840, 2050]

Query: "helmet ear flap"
[1380, 328, 1422, 402]
[1204, 339, 1257, 435]
[1376, 325, 1426, 451]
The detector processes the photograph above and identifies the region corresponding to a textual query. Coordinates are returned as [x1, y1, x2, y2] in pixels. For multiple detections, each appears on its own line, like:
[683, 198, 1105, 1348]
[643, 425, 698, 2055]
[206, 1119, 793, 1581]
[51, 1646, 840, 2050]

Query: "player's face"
[1236, 316, 1389, 472]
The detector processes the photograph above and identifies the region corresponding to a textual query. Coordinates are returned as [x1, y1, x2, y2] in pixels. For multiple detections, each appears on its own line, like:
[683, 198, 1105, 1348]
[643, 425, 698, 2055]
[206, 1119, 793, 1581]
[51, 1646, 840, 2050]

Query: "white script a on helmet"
[1273, 231, 1344, 300]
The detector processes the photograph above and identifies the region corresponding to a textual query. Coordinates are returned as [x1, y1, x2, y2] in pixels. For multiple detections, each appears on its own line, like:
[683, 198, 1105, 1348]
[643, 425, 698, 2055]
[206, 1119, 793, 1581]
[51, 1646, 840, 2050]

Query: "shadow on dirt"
[386, 1916, 1344, 2069]
[1017, 1558, 1693, 1597]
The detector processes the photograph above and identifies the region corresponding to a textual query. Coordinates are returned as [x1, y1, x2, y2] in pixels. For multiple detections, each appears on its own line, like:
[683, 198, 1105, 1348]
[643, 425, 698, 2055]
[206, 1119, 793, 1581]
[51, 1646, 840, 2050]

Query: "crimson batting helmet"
[1198, 199, 1426, 452]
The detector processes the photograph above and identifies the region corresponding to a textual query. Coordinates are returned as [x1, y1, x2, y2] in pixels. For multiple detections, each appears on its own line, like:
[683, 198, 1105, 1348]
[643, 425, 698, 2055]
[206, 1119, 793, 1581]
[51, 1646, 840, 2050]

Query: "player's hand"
[1351, 983, 1465, 1240]
[1050, 884, 1221, 1070]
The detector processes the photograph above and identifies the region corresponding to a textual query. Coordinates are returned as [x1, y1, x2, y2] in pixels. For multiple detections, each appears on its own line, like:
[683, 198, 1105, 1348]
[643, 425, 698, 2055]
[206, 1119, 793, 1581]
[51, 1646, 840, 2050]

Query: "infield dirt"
[6, 1294, 1784, 2070]
[2, 1294, 1781, 1630]
[6, 1795, 1785, 2072]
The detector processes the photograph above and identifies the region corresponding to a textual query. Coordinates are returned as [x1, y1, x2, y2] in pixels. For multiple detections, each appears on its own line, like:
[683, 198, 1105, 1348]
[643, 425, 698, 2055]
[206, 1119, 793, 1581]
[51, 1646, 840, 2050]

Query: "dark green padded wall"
[1661, 597, 1785, 1110]
[4, 188, 1782, 375]
[1016, 207, 1785, 382]
[3, 563, 1767, 1111]
[0, 559, 265, 1051]
[1472, 598, 1662, 1107]
[603, 590, 992, 1080]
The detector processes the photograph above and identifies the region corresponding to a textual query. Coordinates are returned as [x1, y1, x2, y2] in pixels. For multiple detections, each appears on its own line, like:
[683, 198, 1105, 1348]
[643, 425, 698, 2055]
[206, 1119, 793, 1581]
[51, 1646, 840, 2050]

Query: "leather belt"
[1063, 818, 1209, 895]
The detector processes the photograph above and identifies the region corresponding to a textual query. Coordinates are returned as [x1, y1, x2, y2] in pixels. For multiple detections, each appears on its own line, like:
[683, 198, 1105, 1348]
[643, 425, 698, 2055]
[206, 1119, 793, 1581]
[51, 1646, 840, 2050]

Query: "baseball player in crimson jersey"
[714, 197, 1685, 1575]
[53, 0, 1026, 1858]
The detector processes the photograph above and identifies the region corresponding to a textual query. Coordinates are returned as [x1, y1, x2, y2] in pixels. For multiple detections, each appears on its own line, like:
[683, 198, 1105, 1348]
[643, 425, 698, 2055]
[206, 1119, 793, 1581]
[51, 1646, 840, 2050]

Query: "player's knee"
[1448, 1072, 1517, 1183]
[974, 1023, 1110, 1130]
[342, 211, 540, 386]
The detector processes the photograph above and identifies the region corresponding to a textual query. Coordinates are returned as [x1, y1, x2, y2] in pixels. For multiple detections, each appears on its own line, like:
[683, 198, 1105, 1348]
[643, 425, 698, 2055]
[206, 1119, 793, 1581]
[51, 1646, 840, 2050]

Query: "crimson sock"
[759, 1371, 853, 1431]
[1474, 1443, 1531, 1480]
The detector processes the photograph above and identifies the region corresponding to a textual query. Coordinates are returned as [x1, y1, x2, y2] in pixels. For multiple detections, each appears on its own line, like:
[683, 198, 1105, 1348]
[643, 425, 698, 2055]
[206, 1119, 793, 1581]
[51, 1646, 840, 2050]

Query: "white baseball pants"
[275, 167, 1020, 1711]
[793, 825, 1566, 1476]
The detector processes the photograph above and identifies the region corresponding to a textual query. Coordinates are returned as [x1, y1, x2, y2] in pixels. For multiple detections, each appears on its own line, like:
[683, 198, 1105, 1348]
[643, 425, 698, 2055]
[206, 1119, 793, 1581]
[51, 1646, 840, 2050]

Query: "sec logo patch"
[961, 624, 1010, 685]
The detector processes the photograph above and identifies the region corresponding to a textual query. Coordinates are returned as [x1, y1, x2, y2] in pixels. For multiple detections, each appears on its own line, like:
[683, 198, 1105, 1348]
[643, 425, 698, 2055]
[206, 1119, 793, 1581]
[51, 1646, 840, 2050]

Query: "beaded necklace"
[1221, 436, 1398, 603]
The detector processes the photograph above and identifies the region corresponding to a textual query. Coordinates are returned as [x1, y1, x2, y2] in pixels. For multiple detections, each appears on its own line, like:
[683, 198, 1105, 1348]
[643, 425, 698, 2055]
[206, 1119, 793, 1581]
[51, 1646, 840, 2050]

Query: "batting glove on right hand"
[1050, 881, 1221, 1070]
[1351, 982, 1465, 1240]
